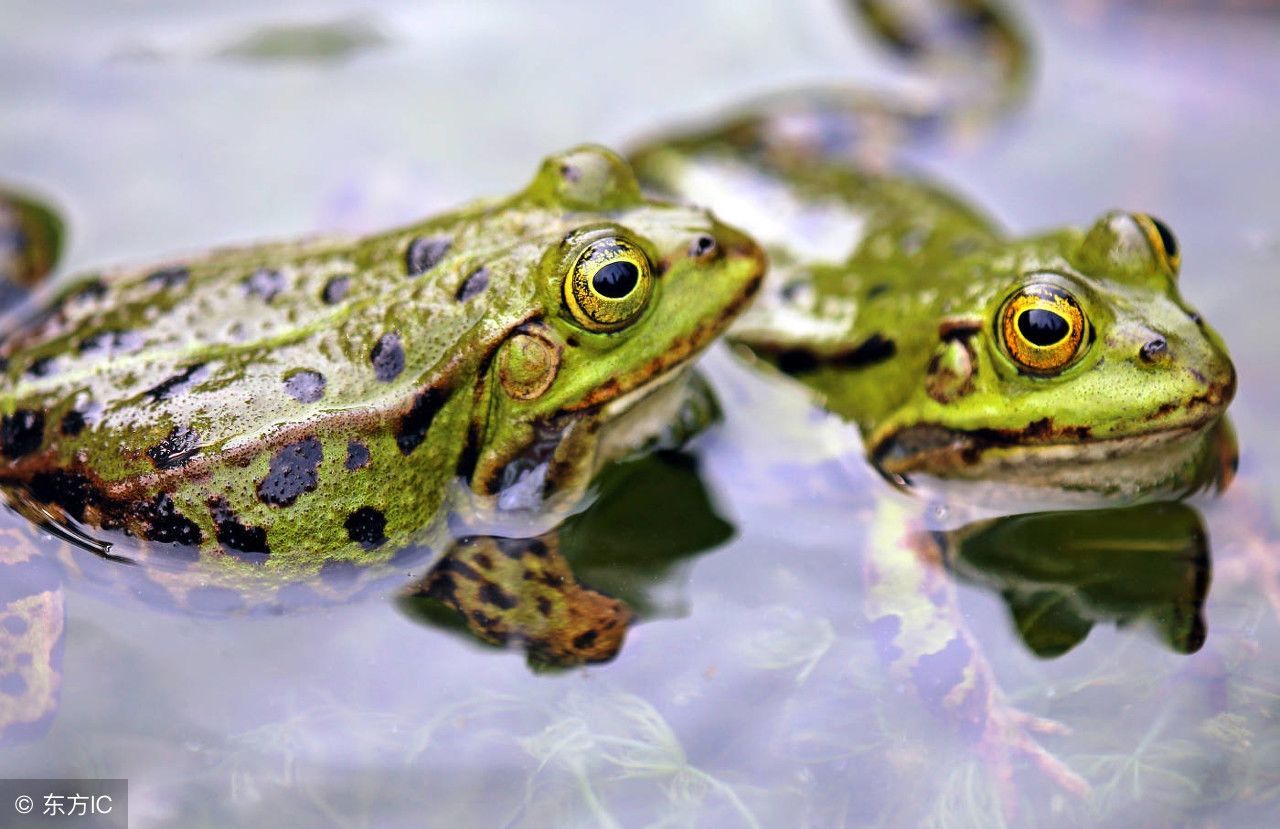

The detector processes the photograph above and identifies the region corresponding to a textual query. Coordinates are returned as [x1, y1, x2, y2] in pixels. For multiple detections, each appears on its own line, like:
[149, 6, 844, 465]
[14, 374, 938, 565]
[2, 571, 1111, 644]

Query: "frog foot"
[405, 532, 633, 666]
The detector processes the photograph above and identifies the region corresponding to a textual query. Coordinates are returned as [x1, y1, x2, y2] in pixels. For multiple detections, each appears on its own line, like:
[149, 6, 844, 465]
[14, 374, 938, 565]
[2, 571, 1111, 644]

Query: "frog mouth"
[873, 371, 1235, 481]
[871, 409, 1234, 503]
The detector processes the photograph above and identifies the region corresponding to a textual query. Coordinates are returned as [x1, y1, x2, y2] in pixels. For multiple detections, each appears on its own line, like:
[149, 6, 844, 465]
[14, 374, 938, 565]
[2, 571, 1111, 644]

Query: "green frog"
[0, 145, 765, 738]
[622, 0, 1238, 803]
[629, 131, 1234, 509]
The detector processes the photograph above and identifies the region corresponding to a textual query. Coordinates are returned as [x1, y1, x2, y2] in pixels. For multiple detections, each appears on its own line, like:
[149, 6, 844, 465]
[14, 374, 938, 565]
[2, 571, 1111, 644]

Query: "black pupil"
[592, 261, 639, 299]
[1150, 216, 1178, 260]
[1018, 308, 1069, 347]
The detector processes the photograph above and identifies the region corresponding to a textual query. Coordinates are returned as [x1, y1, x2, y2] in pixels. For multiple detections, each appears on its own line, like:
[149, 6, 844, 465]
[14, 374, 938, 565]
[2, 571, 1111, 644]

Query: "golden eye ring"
[1134, 213, 1181, 275]
[563, 236, 654, 333]
[998, 284, 1087, 374]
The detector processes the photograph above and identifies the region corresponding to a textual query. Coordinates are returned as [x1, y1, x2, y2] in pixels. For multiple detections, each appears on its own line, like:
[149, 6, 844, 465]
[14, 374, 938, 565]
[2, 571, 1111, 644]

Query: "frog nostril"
[689, 235, 717, 258]
[1140, 337, 1168, 363]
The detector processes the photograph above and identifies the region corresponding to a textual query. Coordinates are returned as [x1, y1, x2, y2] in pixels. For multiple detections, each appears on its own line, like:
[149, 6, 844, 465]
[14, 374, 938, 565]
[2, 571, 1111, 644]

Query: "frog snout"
[1147, 328, 1237, 411]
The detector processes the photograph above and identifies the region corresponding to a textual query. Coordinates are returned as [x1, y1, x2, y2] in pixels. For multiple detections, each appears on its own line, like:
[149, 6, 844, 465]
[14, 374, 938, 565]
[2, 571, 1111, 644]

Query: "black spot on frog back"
[345, 440, 370, 470]
[405, 236, 451, 276]
[344, 506, 387, 550]
[396, 386, 448, 455]
[145, 363, 210, 402]
[24, 355, 56, 378]
[0, 409, 44, 459]
[283, 370, 326, 403]
[147, 425, 201, 470]
[371, 333, 404, 382]
[145, 267, 189, 290]
[77, 329, 144, 358]
[455, 267, 489, 302]
[135, 493, 203, 550]
[763, 333, 897, 376]
[209, 497, 270, 562]
[256, 437, 323, 507]
[321, 275, 351, 304]
[243, 268, 286, 301]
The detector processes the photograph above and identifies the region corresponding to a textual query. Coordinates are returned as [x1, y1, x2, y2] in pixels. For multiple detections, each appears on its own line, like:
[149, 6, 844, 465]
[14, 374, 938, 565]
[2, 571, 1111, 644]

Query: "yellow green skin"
[0, 145, 764, 589]
[631, 140, 1237, 504]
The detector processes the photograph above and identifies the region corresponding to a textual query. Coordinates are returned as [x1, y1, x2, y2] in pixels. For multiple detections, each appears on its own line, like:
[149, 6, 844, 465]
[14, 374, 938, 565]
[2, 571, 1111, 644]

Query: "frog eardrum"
[563, 234, 654, 332]
[998, 283, 1087, 375]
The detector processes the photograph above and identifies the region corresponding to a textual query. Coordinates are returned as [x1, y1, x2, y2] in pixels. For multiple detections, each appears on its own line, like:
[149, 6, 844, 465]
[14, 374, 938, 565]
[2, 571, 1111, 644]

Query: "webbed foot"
[402, 532, 632, 667]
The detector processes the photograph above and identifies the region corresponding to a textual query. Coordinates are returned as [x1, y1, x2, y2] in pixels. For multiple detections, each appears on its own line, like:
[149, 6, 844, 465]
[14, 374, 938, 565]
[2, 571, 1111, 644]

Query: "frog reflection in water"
[0, 149, 765, 738]
[626, 0, 1238, 799]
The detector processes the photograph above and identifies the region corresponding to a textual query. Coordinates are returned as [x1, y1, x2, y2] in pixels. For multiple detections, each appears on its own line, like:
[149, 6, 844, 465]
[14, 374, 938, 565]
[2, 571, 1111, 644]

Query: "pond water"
[1, 1, 1278, 826]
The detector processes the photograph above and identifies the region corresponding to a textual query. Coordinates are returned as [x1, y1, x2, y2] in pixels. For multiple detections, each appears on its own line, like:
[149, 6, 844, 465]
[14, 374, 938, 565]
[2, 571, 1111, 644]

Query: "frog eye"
[998, 284, 1087, 374]
[563, 236, 654, 332]
[1134, 213, 1180, 275]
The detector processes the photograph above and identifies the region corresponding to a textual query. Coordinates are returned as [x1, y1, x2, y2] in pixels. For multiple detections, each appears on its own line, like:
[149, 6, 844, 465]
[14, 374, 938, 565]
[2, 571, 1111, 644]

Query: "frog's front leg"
[865, 500, 1089, 805]
[401, 530, 632, 667]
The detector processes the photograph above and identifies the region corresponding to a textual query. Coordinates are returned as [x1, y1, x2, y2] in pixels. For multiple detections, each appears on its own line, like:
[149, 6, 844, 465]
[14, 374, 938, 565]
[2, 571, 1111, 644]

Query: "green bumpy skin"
[0, 146, 764, 578]
[632, 139, 1236, 503]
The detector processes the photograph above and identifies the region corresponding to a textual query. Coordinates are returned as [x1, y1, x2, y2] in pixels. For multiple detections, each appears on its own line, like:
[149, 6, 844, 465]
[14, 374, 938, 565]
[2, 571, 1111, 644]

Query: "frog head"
[467, 146, 764, 512]
[870, 211, 1236, 503]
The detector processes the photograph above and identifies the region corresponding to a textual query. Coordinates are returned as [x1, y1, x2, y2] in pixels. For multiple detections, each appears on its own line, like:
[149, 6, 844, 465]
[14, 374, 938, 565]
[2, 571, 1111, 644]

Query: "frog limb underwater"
[0, 147, 765, 739]
[627, 0, 1238, 804]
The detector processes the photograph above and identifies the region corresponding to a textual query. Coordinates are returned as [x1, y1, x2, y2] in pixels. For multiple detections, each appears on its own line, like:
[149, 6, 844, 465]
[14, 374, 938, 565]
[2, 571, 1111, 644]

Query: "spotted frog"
[0, 146, 764, 737]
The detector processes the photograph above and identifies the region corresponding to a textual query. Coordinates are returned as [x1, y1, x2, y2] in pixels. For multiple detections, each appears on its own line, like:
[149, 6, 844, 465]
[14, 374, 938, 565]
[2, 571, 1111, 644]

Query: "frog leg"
[866, 500, 1089, 807]
[0, 525, 65, 742]
[402, 530, 632, 667]
[629, 0, 1028, 180]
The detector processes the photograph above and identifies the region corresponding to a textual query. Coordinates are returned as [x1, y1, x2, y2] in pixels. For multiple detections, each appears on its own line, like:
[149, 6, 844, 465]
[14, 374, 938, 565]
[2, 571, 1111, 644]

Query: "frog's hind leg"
[401, 532, 633, 668]
[0, 526, 65, 743]
[629, 0, 1029, 175]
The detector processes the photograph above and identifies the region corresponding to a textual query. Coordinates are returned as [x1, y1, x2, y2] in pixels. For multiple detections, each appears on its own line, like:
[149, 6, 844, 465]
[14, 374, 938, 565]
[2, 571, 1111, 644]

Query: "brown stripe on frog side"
[750, 332, 897, 376]
[556, 268, 762, 414]
[19, 469, 204, 553]
[870, 417, 1095, 474]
